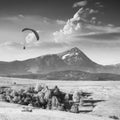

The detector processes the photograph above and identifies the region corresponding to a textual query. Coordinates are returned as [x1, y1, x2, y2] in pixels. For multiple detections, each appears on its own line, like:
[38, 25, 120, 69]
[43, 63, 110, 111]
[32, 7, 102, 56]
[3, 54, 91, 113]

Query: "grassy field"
[0, 77, 120, 120]
[0, 77, 119, 90]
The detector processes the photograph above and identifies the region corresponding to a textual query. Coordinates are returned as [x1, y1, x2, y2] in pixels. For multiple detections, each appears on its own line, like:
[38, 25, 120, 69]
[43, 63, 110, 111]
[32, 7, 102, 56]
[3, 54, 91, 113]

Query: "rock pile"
[0, 84, 95, 113]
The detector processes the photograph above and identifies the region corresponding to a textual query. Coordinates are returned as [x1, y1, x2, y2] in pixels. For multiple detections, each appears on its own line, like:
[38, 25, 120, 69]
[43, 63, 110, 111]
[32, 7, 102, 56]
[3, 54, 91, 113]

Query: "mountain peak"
[59, 47, 85, 64]
[58, 47, 98, 67]
[60, 47, 83, 59]
[69, 47, 82, 53]
[70, 47, 81, 51]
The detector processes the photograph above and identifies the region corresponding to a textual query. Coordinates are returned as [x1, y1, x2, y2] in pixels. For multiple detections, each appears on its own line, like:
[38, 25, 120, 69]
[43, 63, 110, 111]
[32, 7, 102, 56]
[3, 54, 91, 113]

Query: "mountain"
[0, 47, 101, 75]
[0, 47, 120, 80]
[58, 47, 100, 71]
[7, 70, 120, 81]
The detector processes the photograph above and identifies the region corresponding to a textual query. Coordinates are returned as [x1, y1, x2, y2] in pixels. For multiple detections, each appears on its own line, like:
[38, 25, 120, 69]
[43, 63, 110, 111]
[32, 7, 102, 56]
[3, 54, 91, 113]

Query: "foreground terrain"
[0, 77, 120, 120]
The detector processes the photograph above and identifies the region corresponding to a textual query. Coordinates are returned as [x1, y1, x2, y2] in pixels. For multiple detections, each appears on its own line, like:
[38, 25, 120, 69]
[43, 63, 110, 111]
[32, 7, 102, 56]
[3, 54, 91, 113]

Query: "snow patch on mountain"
[62, 52, 79, 60]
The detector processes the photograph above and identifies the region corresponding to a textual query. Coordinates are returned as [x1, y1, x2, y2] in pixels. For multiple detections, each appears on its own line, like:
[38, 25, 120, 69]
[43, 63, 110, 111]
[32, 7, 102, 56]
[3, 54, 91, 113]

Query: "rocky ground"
[0, 102, 112, 120]
[0, 77, 120, 120]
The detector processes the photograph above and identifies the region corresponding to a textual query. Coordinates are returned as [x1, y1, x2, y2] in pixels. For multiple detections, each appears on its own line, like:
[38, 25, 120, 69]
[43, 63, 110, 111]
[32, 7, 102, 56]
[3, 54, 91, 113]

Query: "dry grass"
[0, 77, 120, 120]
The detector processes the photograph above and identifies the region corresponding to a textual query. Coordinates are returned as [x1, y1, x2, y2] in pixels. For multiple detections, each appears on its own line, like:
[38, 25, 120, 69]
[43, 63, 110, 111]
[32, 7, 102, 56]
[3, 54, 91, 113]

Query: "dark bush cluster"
[0, 84, 92, 113]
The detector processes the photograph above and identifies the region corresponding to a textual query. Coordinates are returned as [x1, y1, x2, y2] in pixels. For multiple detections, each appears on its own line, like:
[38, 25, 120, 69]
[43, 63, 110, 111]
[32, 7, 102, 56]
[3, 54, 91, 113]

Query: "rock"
[41, 86, 49, 94]
[78, 105, 93, 112]
[44, 89, 52, 102]
[51, 96, 59, 109]
[70, 104, 79, 113]
[22, 107, 33, 112]
[25, 86, 34, 93]
[57, 104, 65, 111]
[0, 94, 6, 101]
[52, 86, 61, 97]
[12, 96, 19, 103]
[72, 91, 81, 102]
[6, 95, 12, 102]
[64, 93, 70, 101]
[10, 90, 18, 97]
[35, 83, 43, 92]
[46, 99, 52, 110]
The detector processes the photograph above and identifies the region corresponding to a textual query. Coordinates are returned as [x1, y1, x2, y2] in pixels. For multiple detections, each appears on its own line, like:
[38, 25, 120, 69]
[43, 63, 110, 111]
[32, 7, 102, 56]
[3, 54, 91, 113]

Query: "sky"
[0, 0, 120, 65]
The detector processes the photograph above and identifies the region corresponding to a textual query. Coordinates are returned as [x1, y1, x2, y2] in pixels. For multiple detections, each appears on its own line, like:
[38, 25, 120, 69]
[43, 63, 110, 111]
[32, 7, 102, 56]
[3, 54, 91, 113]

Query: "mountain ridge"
[6, 70, 120, 81]
[0, 47, 120, 77]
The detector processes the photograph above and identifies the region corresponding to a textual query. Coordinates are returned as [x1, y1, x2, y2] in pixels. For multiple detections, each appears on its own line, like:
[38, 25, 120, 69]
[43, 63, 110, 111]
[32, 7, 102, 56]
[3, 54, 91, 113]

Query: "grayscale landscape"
[0, 0, 120, 120]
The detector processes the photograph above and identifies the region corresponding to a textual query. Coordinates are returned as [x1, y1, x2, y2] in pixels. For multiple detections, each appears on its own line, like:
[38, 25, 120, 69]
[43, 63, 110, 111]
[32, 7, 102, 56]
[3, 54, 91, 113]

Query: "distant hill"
[6, 70, 120, 81]
[1, 47, 120, 80]
[0, 47, 101, 75]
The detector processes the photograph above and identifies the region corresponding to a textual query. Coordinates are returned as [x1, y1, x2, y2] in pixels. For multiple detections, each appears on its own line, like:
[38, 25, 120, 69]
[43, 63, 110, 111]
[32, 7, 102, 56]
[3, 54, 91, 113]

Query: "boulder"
[72, 91, 81, 102]
[70, 104, 79, 113]
[34, 83, 43, 92]
[51, 96, 60, 110]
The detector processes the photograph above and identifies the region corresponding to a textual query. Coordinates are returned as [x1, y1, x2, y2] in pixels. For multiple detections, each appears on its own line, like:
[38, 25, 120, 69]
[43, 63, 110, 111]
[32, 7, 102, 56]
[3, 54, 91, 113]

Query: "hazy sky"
[0, 0, 120, 65]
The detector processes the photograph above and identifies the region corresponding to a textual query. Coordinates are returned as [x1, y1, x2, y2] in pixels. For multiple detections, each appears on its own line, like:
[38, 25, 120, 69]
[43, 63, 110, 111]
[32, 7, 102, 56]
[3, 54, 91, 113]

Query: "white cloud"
[0, 41, 23, 50]
[85, 24, 120, 33]
[25, 30, 40, 44]
[95, 2, 104, 8]
[18, 14, 24, 18]
[53, 7, 98, 42]
[53, 8, 84, 42]
[90, 17, 97, 24]
[56, 20, 66, 25]
[89, 9, 99, 14]
[0, 42, 14, 47]
[53, 3, 120, 44]
[73, 0, 87, 8]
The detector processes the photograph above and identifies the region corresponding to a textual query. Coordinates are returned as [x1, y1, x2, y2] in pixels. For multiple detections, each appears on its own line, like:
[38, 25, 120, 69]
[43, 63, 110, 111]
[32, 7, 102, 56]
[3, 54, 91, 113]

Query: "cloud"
[84, 24, 120, 33]
[76, 32, 120, 41]
[53, 8, 87, 42]
[34, 41, 68, 49]
[0, 41, 23, 49]
[90, 17, 97, 24]
[95, 2, 104, 8]
[70, 23, 120, 42]
[52, 0, 104, 43]
[0, 30, 41, 49]
[25, 30, 40, 44]
[53, 6, 101, 42]
[73, 0, 87, 8]
[52, 0, 120, 45]
[53, 8, 120, 44]
[56, 20, 66, 25]
[18, 14, 24, 18]
[0, 40, 69, 51]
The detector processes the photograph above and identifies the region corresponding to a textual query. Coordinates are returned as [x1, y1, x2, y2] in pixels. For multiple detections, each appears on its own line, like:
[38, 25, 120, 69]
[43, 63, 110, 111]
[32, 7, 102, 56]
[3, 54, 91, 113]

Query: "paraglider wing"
[22, 28, 39, 40]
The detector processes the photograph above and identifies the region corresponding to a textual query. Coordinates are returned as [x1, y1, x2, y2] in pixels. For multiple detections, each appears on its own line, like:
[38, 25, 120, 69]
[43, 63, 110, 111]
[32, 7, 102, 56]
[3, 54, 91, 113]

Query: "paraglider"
[22, 28, 40, 49]
[23, 46, 26, 50]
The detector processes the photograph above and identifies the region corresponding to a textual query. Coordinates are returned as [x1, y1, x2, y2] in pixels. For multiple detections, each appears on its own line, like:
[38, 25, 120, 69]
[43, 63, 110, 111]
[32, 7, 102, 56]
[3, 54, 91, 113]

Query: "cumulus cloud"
[25, 30, 40, 44]
[73, 0, 87, 8]
[90, 17, 97, 24]
[56, 20, 66, 25]
[53, 8, 84, 42]
[53, 0, 106, 43]
[53, 7, 99, 42]
[76, 32, 120, 41]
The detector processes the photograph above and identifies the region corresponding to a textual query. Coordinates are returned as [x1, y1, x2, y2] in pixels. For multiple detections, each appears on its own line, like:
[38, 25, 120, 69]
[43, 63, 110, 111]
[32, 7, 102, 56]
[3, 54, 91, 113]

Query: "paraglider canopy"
[22, 28, 40, 49]
[22, 28, 39, 40]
